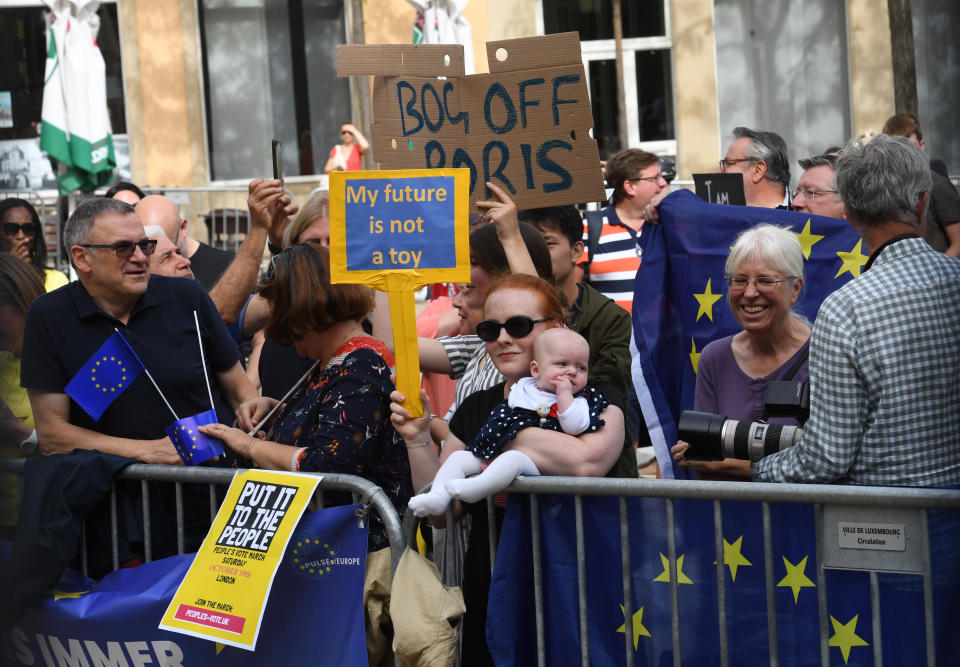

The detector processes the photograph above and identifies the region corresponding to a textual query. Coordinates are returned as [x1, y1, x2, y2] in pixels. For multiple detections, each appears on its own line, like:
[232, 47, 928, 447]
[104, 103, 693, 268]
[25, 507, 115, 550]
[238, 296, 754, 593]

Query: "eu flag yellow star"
[776, 555, 815, 603]
[690, 338, 701, 374]
[835, 239, 868, 279]
[653, 553, 694, 584]
[49, 588, 90, 601]
[828, 613, 869, 664]
[693, 278, 723, 322]
[796, 219, 825, 259]
[616, 604, 651, 649]
[714, 535, 752, 582]
[215, 642, 226, 655]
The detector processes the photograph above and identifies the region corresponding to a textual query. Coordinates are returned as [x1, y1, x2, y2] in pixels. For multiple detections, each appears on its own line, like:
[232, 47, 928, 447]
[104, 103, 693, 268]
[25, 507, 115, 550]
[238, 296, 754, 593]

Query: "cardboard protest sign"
[329, 168, 470, 417]
[159, 470, 320, 650]
[338, 33, 606, 210]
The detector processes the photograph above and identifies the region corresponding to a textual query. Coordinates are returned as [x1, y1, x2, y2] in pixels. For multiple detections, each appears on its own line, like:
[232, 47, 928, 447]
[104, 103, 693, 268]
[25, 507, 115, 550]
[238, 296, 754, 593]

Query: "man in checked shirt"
[753, 134, 960, 487]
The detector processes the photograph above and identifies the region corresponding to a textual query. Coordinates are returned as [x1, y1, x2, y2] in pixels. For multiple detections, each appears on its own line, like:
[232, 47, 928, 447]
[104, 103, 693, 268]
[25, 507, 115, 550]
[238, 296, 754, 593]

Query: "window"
[0, 3, 126, 190]
[198, 0, 352, 181]
[540, 0, 675, 159]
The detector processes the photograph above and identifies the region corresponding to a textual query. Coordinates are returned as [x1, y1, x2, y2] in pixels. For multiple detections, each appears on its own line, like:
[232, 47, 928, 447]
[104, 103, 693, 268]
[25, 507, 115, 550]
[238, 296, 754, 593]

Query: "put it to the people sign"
[330, 168, 470, 416]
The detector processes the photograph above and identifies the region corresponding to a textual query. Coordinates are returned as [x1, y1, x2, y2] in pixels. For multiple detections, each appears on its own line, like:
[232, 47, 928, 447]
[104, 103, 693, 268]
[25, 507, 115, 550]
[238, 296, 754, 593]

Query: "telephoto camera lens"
[678, 411, 803, 462]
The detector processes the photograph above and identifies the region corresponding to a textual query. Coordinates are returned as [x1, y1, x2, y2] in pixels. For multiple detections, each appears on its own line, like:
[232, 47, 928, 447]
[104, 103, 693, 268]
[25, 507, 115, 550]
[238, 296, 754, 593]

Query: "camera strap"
[783, 346, 810, 381]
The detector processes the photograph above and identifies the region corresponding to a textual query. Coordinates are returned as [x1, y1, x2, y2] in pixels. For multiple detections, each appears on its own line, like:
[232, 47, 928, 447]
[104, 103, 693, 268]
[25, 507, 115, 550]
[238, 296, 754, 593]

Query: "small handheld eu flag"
[166, 409, 224, 465]
[64, 332, 144, 421]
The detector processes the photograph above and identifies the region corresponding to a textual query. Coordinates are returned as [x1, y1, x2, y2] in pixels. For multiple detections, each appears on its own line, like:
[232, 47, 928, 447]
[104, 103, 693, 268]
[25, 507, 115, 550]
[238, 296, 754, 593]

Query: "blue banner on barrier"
[487, 495, 960, 666]
[1, 504, 369, 666]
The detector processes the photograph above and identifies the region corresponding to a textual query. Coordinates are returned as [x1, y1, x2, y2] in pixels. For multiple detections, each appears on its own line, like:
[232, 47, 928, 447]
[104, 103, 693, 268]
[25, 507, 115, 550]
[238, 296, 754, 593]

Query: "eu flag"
[487, 494, 950, 666]
[630, 190, 868, 478]
[165, 409, 224, 466]
[64, 332, 144, 421]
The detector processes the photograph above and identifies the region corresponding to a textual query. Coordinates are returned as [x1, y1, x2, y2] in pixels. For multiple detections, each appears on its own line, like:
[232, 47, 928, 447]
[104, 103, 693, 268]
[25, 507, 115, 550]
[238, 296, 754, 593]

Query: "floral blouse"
[269, 336, 411, 549]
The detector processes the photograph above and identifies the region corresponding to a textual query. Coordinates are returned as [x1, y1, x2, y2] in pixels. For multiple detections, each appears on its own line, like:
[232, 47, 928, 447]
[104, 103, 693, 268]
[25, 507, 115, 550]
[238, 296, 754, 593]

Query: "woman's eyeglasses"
[2, 222, 38, 237]
[79, 239, 157, 259]
[724, 275, 796, 291]
[476, 316, 549, 342]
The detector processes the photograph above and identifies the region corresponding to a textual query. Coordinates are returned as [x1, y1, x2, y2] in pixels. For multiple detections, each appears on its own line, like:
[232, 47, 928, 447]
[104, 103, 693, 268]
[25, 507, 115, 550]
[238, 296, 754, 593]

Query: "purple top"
[694, 335, 809, 426]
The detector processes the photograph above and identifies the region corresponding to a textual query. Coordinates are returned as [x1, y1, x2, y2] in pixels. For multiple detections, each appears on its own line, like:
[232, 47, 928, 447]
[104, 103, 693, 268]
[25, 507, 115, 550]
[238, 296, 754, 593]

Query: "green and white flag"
[40, 0, 115, 194]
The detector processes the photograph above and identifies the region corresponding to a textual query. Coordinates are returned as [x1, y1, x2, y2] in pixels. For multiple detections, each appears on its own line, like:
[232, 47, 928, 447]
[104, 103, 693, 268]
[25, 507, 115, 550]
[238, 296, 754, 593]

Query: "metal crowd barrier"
[408, 476, 960, 667]
[1, 459, 405, 573]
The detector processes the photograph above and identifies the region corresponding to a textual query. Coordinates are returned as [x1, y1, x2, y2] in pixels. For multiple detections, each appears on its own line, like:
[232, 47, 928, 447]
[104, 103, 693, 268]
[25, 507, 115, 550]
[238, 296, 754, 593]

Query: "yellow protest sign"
[329, 168, 470, 417]
[159, 470, 320, 650]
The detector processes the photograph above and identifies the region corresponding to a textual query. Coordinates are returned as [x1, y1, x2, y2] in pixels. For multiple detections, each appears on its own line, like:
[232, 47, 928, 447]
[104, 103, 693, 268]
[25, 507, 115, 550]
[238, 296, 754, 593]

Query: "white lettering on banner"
[837, 522, 906, 551]
[5, 632, 185, 667]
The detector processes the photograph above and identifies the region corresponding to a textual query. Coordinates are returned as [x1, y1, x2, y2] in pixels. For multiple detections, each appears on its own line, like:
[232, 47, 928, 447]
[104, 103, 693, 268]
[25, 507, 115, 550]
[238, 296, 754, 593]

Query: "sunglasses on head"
[2, 222, 38, 237]
[79, 238, 157, 259]
[476, 316, 549, 342]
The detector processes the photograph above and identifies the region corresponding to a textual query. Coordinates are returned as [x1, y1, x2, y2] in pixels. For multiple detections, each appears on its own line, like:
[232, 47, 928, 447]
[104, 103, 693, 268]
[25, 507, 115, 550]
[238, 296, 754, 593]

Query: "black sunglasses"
[476, 316, 549, 342]
[2, 222, 38, 237]
[79, 239, 157, 259]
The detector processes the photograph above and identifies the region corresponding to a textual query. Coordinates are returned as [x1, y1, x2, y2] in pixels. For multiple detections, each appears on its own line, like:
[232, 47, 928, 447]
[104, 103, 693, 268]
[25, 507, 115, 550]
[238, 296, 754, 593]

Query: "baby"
[407, 328, 608, 517]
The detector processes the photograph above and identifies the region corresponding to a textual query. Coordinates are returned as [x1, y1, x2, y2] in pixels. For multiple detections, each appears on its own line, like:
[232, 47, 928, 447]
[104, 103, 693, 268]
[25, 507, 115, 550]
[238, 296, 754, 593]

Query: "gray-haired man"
[754, 135, 960, 486]
[719, 126, 791, 208]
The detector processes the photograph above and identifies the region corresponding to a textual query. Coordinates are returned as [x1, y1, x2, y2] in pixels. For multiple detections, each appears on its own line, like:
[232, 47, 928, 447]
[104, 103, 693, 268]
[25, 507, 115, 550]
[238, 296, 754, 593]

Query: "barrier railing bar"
[574, 495, 589, 667]
[209, 484, 217, 524]
[762, 502, 778, 666]
[175, 481, 185, 555]
[815, 504, 829, 667]
[619, 496, 634, 667]
[665, 499, 681, 667]
[487, 496, 497, 575]
[869, 571, 882, 667]
[316, 488, 324, 508]
[500, 477, 960, 508]
[109, 484, 120, 572]
[920, 507, 935, 667]
[142, 479, 152, 563]
[714, 500, 729, 667]
[530, 495, 546, 667]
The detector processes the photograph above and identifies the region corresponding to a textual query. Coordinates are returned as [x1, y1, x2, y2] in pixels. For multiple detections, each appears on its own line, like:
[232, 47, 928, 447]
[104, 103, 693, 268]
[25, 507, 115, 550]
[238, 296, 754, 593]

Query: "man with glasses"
[577, 148, 665, 453]
[20, 197, 258, 464]
[791, 154, 846, 220]
[753, 135, 960, 486]
[138, 180, 292, 330]
[719, 126, 791, 209]
[579, 148, 666, 310]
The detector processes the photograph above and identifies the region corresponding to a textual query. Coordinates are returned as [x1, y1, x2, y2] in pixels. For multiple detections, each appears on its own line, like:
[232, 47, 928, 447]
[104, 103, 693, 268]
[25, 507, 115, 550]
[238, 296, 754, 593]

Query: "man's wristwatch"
[19, 429, 38, 455]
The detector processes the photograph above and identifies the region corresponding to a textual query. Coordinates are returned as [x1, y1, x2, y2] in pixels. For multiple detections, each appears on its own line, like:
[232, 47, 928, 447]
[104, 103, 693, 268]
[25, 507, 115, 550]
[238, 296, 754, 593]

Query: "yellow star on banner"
[616, 604, 651, 649]
[653, 553, 694, 584]
[693, 278, 723, 322]
[835, 239, 868, 279]
[777, 555, 815, 603]
[690, 338, 701, 374]
[796, 219, 825, 259]
[713, 536, 753, 582]
[828, 613, 869, 664]
[215, 643, 226, 655]
[49, 589, 90, 600]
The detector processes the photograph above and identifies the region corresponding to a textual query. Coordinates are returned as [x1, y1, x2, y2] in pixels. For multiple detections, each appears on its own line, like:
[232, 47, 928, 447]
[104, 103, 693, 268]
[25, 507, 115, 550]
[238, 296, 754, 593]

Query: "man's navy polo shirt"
[21, 275, 239, 441]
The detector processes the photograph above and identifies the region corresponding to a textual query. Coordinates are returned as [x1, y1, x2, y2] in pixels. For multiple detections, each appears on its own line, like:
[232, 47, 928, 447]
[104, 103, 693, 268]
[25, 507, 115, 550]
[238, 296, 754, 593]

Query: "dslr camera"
[678, 381, 809, 462]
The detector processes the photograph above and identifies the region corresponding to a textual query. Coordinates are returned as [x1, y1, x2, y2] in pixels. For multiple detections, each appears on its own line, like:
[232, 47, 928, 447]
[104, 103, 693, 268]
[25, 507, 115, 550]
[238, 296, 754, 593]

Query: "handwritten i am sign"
[330, 169, 470, 416]
[337, 33, 606, 210]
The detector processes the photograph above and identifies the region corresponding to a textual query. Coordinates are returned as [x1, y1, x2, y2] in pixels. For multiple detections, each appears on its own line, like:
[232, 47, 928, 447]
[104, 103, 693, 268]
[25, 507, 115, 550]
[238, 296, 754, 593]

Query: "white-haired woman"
[674, 224, 810, 480]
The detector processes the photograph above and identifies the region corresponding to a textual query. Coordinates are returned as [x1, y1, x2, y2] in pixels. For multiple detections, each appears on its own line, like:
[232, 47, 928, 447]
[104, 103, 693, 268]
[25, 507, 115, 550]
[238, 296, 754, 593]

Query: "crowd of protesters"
[1, 111, 959, 664]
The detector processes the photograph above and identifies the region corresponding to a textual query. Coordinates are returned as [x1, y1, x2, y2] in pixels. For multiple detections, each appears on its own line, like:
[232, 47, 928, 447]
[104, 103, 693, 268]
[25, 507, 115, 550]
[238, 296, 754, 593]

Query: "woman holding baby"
[390, 272, 624, 667]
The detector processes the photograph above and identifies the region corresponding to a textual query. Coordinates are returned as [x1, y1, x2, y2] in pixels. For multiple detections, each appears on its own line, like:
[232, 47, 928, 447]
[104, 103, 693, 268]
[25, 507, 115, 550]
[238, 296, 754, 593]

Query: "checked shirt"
[754, 237, 960, 486]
